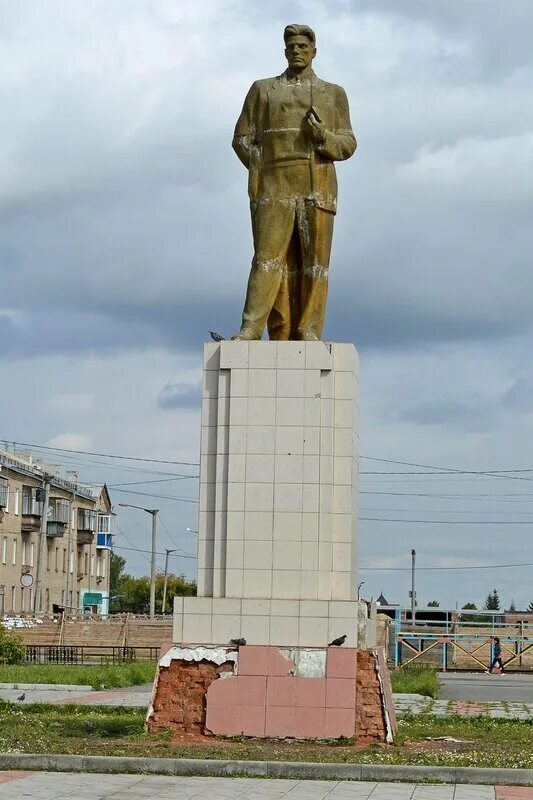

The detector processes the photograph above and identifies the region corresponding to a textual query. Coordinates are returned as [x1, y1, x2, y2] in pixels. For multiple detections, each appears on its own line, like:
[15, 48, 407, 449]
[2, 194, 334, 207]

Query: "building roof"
[0, 448, 95, 501]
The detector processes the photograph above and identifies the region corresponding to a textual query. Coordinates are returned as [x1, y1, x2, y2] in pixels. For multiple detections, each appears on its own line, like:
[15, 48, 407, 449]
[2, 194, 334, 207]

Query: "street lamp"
[118, 503, 159, 619]
[185, 527, 198, 534]
[161, 548, 180, 615]
[357, 581, 365, 600]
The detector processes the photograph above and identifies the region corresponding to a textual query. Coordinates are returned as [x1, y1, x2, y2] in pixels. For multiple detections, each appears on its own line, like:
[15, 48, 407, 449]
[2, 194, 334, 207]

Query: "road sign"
[20, 573, 33, 588]
[83, 592, 102, 605]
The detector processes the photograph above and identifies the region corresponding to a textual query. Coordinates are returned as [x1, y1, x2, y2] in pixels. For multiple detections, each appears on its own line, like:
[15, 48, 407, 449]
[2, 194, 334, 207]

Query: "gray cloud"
[158, 381, 201, 410]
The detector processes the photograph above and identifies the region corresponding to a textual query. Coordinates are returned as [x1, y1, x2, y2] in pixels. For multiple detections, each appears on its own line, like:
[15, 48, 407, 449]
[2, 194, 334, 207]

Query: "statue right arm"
[232, 82, 260, 169]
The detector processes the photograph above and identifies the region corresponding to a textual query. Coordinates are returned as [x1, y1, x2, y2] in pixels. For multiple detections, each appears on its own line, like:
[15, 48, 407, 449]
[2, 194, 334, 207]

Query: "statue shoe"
[298, 329, 320, 341]
[231, 327, 261, 341]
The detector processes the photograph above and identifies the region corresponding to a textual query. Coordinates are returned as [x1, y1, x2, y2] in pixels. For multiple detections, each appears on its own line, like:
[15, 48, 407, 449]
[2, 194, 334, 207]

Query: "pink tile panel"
[238, 645, 269, 676]
[495, 789, 533, 799]
[205, 703, 240, 735]
[206, 675, 239, 706]
[325, 707, 356, 738]
[265, 705, 295, 738]
[326, 678, 356, 709]
[267, 646, 293, 676]
[237, 675, 267, 706]
[326, 647, 357, 679]
[294, 706, 326, 738]
[295, 677, 326, 708]
[267, 676, 295, 707]
[236, 705, 266, 736]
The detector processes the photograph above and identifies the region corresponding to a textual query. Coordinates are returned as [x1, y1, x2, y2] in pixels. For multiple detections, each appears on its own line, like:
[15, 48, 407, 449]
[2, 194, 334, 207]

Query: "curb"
[0, 754, 531, 785]
[0, 684, 93, 692]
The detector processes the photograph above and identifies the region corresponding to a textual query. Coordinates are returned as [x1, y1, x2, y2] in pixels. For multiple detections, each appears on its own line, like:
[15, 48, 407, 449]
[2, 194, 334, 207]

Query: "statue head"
[284, 24, 316, 74]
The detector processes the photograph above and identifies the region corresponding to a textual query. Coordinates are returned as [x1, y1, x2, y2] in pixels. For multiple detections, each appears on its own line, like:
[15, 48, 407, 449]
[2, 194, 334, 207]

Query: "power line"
[111, 488, 199, 503]
[359, 561, 533, 571]
[107, 476, 198, 488]
[3, 440, 200, 467]
[112, 544, 197, 560]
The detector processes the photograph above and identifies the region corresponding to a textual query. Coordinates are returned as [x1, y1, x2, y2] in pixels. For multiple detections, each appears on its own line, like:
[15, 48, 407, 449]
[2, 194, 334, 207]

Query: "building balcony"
[22, 489, 43, 531]
[96, 532, 114, 549]
[46, 521, 66, 538]
[77, 530, 95, 546]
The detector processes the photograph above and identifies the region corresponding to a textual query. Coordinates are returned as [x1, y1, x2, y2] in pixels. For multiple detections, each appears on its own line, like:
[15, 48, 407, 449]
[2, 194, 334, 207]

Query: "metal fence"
[24, 644, 160, 665]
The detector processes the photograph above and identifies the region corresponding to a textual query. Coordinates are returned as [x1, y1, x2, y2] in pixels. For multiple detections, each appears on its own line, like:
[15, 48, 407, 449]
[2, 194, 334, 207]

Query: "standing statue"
[231, 24, 356, 342]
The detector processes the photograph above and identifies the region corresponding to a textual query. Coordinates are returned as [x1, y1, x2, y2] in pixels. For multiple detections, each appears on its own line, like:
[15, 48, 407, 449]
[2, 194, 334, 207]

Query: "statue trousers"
[240, 195, 335, 340]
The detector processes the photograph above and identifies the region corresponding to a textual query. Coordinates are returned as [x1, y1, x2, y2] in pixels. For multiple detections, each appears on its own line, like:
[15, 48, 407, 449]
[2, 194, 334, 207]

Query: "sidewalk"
[0, 771, 529, 799]
[394, 694, 533, 721]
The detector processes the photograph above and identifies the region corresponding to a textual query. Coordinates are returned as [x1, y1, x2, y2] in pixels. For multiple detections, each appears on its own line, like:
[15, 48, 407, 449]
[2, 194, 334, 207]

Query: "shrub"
[0, 626, 25, 664]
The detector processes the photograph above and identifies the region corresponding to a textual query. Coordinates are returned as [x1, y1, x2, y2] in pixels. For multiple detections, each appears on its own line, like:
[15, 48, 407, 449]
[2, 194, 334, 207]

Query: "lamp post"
[161, 548, 179, 615]
[118, 503, 158, 619]
[357, 581, 365, 600]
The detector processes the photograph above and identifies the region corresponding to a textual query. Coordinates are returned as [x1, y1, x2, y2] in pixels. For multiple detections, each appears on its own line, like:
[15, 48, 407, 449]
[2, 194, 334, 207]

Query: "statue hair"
[283, 24, 316, 45]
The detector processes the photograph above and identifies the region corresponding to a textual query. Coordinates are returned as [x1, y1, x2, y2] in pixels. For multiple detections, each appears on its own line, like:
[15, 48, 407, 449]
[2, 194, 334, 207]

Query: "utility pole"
[150, 509, 158, 619]
[118, 503, 159, 619]
[33, 478, 51, 614]
[410, 548, 416, 628]
[162, 548, 179, 615]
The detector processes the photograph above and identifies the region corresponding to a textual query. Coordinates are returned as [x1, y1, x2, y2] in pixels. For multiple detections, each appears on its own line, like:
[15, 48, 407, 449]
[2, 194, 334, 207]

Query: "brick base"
[148, 646, 396, 743]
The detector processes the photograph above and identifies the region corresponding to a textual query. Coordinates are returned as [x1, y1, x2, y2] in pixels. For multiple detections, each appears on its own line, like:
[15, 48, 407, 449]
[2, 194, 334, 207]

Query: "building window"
[30, 588, 34, 611]
[20, 587, 25, 612]
[13, 489, 19, 515]
[0, 478, 8, 510]
[22, 538, 27, 566]
[46, 544, 52, 571]
[68, 590, 73, 607]
[90, 553, 94, 577]
[96, 553, 103, 577]
[55, 547, 59, 572]
[62, 548, 67, 573]
[71, 507, 76, 529]
[11, 586, 16, 612]
[69, 549, 74, 574]
[11, 539, 16, 565]
[46, 589, 50, 612]
[76, 591, 80, 608]
[84, 552, 88, 575]
[61, 590, 65, 605]
[30, 542, 34, 568]
[2, 537, 6, 565]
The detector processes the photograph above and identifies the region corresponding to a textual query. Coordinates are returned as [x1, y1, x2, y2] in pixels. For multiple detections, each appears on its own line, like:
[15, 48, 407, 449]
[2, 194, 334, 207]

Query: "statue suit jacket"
[232, 70, 356, 214]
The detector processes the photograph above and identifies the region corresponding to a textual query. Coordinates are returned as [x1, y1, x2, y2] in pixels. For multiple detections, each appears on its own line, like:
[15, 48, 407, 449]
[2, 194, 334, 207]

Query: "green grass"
[390, 666, 441, 698]
[0, 703, 531, 769]
[0, 662, 156, 690]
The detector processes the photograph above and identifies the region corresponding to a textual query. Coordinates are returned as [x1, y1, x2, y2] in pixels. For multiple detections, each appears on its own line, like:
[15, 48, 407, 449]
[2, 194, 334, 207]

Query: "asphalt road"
[439, 671, 533, 702]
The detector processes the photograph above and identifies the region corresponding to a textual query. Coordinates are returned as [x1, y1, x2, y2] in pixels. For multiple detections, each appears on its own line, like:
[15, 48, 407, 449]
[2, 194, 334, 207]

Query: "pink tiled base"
[205, 645, 357, 739]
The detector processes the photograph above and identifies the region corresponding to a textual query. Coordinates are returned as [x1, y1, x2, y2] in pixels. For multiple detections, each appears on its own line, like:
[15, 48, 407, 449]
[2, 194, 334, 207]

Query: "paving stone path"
[394, 694, 533, 721]
[0, 772, 530, 800]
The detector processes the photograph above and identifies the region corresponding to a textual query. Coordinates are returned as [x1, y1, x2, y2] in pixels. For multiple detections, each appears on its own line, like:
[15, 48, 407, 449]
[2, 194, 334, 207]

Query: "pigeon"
[230, 637, 247, 647]
[17, 692, 25, 702]
[210, 331, 225, 342]
[328, 634, 347, 647]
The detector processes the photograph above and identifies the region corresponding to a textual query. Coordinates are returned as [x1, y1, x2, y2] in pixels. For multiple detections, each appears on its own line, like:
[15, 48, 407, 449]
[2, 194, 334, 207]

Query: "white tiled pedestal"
[175, 341, 359, 648]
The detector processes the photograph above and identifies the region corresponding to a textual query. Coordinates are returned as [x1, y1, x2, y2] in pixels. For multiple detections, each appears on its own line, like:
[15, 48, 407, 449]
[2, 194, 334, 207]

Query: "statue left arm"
[316, 86, 357, 161]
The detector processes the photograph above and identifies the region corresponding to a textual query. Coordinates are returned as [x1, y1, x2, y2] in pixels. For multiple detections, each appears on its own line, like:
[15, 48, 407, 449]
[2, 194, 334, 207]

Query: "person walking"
[486, 636, 506, 674]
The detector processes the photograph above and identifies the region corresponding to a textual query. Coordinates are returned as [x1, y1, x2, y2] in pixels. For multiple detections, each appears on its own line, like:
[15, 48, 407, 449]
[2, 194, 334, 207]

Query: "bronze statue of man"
[231, 24, 356, 342]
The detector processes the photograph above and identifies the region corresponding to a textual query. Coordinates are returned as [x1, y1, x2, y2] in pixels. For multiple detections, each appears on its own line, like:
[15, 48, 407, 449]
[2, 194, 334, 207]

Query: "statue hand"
[306, 114, 326, 146]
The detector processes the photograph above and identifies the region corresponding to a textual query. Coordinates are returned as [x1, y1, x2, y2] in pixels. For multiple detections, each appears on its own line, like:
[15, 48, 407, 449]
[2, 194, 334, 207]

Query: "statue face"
[284, 35, 316, 72]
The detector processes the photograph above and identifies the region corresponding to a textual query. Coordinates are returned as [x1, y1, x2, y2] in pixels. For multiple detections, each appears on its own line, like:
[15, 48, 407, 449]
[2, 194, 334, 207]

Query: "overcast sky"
[2, 0, 533, 611]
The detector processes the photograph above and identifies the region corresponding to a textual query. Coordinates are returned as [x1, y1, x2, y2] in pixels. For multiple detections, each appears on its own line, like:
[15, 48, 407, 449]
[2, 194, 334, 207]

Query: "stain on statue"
[232, 24, 356, 342]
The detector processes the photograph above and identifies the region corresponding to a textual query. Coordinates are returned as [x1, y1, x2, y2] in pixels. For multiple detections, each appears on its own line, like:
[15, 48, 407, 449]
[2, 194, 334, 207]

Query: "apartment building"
[0, 448, 114, 616]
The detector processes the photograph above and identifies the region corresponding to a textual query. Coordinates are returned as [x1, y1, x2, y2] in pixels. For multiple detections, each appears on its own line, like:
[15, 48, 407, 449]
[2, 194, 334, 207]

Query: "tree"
[509, 600, 516, 612]
[460, 602, 484, 623]
[528, 600, 533, 613]
[108, 560, 197, 614]
[427, 600, 440, 607]
[484, 589, 500, 611]
[109, 553, 126, 595]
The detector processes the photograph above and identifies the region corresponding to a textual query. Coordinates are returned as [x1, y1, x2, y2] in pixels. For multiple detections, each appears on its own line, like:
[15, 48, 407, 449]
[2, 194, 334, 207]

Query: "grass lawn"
[0, 662, 156, 690]
[390, 666, 441, 698]
[0, 702, 531, 769]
